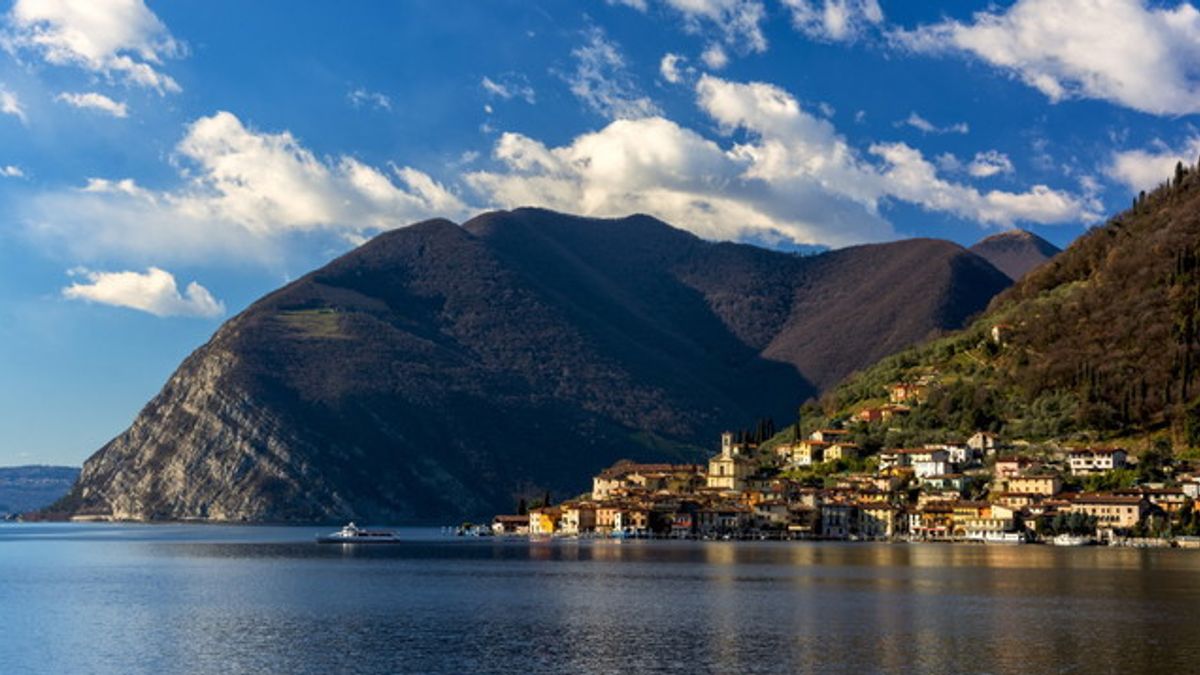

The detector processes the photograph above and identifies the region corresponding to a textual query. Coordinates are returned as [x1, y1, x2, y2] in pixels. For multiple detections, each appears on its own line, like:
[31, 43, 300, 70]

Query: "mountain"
[968, 229, 1061, 281]
[56, 208, 1010, 522]
[0, 466, 80, 516]
[816, 163, 1200, 451]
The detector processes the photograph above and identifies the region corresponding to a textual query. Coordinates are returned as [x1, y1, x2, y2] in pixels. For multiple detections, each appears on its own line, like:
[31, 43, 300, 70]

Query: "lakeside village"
[488, 384, 1200, 547]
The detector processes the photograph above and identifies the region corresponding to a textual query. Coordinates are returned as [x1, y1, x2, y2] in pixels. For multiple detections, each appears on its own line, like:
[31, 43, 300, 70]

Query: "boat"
[316, 522, 401, 544]
[1050, 534, 1094, 547]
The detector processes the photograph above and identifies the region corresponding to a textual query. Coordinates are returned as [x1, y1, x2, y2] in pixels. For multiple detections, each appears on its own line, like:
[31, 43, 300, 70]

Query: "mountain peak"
[969, 229, 1060, 281]
[57, 209, 1012, 522]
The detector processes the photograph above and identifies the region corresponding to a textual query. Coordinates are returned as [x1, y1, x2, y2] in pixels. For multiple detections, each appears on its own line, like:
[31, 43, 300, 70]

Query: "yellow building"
[1067, 494, 1147, 529]
[859, 504, 901, 538]
[707, 432, 757, 491]
[825, 443, 860, 462]
[1006, 475, 1062, 496]
[528, 507, 561, 535]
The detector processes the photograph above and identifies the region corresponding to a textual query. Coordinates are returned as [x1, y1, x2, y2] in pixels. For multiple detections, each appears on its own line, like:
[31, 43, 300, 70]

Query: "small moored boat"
[1050, 534, 1094, 547]
[316, 522, 401, 544]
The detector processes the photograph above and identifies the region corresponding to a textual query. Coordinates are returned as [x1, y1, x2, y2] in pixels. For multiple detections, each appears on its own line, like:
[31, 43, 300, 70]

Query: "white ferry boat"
[316, 522, 401, 544]
[981, 532, 1026, 545]
[1050, 534, 1094, 547]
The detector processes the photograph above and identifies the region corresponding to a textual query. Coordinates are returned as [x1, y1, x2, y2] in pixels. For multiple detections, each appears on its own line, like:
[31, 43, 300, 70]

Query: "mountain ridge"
[57, 208, 1012, 522]
[0, 466, 79, 516]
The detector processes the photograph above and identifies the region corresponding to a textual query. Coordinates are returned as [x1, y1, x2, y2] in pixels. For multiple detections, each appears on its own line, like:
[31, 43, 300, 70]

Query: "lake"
[1, 523, 1198, 674]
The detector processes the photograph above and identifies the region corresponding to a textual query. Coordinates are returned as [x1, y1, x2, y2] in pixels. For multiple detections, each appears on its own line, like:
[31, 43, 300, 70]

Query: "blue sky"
[3, 0, 1200, 466]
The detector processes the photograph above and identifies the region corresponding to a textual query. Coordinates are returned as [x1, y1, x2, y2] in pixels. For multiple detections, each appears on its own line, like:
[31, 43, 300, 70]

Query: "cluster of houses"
[491, 421, 1200, 544]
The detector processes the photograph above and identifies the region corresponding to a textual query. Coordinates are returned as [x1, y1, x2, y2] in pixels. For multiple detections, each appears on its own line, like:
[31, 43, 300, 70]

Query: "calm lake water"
[2, 524, 1199, 674]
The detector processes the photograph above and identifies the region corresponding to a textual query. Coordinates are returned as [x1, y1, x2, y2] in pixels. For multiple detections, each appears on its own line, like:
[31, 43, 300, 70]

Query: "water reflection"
[4, 524, 1200, 673]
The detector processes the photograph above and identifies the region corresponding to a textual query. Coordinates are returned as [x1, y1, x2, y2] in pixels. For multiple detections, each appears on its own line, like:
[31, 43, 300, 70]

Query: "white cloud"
[24, 111, 471, 263]
[481, 74, 535, 104]
[783, 0, 883, 42]
[466, 75, 1098, 248]
[609, 0, 649, 10]
[55, 91, 127, 117]
[869, 142, 1095, 225]
[660, 53, 687, 84]
[663, 0, 768, 54]
[465, 116, 884, 248]
[0, 86, 26, 123]
[891, 0, 1200, 116]
[1, 164, 23, 177]
[565, 27, 659, 120]
[5, 0, 184, 93]
[347, 87, 391, 111]
[967, 150, 1014, 178]
[1108, 137, 1200, 193]
[936, 152, 963, 173]
[701, 44, 729, 70]
[898, 111, 969, 135]
[62, 267, 224, 318]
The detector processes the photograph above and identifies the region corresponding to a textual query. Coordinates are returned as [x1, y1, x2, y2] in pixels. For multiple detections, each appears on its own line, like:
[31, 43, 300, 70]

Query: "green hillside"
[795, 158, 1200, 457]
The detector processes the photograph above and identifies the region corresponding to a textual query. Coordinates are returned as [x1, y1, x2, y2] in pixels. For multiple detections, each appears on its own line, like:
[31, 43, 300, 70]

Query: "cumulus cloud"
[465, 116, 885, 248]
[700, 44, 729, 69]
[968, 150, 1014, 178]
[1108, 137, 1200, 192]
[783, 0, 883, 42]
[869, 142, 1094, 225]
[1, 86, 26, 123]
[1, 164, 24, 177]
[347, 87, 391, 111]
[565, 27, 659, 120]
[659, 53, 688, 84]
[891, 0, 1200, 116]
[56, 91, 127, 117]
[663, 0, 768, 54]
[466, 75, 1098, 248]
[62, 267, 224, 318]
[898, 111, 968, 135]
[481, 74, 536, 104]
[4, 0, 184, 93]
[24, 111, 471, 263]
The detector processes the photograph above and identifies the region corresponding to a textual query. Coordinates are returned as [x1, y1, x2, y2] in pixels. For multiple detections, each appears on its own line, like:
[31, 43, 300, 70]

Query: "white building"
[1067, 448, 1128, 475]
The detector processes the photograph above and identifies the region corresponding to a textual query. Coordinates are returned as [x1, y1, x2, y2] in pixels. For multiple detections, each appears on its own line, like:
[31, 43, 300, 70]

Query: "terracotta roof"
[1072, 493, 1144, 505]
[493, 515, 530, 524]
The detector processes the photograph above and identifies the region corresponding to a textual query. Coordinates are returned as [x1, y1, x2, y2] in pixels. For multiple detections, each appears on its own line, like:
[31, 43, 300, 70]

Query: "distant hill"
[57, 208, 1010, 522]
[0, 466, 80, 515]
[969, 229, 1061, 281]
[815, 161, 1200, 451]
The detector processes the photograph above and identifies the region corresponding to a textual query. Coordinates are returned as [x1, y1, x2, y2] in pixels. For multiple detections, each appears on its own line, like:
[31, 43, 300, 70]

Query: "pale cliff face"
[73, 336, 351, 522]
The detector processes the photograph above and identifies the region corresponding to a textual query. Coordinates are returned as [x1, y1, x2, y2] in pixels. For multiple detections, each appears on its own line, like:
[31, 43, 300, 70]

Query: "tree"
[516, 498, 527, 516]
[1176, 161, 1186, 188]
[542, 490, 552, 508]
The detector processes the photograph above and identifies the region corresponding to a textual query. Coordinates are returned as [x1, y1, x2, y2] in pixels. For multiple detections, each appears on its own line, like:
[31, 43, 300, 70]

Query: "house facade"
[1067, 448, 1129, 475]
